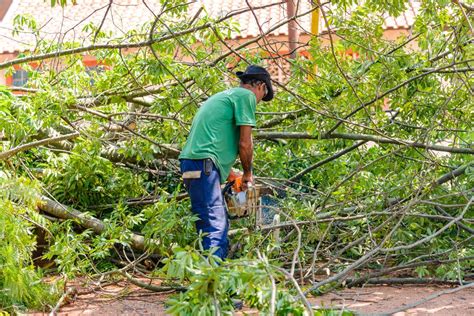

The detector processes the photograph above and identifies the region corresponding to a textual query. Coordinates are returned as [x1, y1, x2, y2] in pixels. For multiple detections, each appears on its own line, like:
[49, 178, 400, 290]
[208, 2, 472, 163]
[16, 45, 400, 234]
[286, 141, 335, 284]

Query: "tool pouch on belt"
[204, 158, 213, 176]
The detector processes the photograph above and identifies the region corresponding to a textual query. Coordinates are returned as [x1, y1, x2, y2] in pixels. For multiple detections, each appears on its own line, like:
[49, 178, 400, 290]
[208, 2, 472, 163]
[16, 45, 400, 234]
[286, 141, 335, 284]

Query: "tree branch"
[290, 141, 367, 182]
[326, 60, 474, 134]
[255, 132, 474, 154]
[434, 205, 474, 234]
[39, 196, 152, 253]
[121, 271, 186, 292]
[74, 104, 180, 158]
[349, 277, 472, 286]
[381, 197, 472, 252]
[453, 0, 474, 11]
[0, 132, 79, 161]
[435, 162, 473, 185]
[38, 129, 171, 166]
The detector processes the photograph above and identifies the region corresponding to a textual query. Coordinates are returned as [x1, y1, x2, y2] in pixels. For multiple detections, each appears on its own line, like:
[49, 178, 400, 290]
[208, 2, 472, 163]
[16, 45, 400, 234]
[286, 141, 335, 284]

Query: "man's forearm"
[239, 125, 254, 187]
[239, 141, 253, 175]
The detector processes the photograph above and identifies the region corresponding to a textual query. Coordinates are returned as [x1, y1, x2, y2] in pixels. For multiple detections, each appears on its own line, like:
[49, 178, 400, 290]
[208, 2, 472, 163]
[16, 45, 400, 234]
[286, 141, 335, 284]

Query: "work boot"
[232, 298, 243, 310]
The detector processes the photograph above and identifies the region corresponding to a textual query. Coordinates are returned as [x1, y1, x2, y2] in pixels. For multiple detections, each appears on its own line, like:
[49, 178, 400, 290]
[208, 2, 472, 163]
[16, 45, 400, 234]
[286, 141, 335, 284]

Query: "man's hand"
[242, 172, 254, 191]
[227, 169, 242, 182]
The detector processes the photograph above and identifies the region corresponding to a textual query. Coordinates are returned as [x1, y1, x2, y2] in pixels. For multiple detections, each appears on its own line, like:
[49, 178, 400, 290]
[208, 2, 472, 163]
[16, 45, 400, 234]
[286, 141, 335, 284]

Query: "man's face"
[256, 82, 267, 103]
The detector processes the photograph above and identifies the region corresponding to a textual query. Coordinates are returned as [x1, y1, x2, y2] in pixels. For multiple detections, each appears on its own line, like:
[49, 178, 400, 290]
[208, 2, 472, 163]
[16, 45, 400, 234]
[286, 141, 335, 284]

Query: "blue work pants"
[180, 159, 229, 259]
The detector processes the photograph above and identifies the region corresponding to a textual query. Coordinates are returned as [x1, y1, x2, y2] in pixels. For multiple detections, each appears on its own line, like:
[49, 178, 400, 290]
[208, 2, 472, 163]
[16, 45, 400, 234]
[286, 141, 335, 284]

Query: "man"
[179, 65, 274, 259]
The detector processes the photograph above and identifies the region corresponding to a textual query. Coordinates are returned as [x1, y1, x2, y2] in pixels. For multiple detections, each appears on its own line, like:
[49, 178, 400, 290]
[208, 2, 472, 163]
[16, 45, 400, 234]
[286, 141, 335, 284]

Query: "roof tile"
[0, 0, 418, 54]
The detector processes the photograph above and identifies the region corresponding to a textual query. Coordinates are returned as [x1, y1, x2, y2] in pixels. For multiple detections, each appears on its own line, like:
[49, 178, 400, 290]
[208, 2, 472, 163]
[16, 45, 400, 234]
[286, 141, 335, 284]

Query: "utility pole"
[309, 1, 320, 79]
[286, 0, 298, 59]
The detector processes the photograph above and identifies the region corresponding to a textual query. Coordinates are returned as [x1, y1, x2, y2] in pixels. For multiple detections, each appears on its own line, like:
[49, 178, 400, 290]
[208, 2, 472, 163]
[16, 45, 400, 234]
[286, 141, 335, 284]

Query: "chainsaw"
[222, 172, 261, 219]
[223, 173, 282, 236]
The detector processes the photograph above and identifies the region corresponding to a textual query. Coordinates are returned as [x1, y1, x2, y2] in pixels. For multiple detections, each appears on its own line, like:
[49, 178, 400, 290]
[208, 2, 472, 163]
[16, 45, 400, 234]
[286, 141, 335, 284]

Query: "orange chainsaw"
[223, 172, 261, 219]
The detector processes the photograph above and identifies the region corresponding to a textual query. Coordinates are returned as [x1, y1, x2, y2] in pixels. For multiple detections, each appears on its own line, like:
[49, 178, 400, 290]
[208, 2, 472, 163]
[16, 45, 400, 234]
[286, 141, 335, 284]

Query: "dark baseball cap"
[236, 65, 274, 101]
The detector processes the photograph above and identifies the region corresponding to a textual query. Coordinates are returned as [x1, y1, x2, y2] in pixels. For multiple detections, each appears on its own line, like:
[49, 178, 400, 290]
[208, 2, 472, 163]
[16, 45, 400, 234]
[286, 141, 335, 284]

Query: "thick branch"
[434, 205, 474, 234]
[122, 271, 186, 292]
[348, 277, 472, 286]
[255, 132, 474, 154]
[38, 129, 175, 165]
[0, 132, 79, 161]
[74, 105, 180, 158]
[259, 111, 305, 129]
[90, 192, 189, 209]
[435, 162, 473, 185]
[347, 255, 474, 286]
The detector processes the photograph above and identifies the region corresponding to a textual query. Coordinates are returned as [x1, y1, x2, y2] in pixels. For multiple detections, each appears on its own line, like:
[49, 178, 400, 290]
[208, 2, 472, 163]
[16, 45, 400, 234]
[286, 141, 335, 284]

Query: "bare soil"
[309, 284, 474, 315]
[27, 281, 474, 315]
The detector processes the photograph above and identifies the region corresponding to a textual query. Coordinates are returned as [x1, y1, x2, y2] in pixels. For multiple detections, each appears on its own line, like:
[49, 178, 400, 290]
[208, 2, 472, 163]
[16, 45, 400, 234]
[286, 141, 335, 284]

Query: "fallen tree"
[0, 0, 473, 314]
[38, 196, 149, 252]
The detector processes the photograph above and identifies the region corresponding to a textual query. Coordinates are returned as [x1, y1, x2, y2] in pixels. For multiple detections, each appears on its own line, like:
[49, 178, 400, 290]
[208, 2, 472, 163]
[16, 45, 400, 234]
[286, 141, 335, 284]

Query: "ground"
[310, 285, 474, 315]
[27, 280, 474, 315]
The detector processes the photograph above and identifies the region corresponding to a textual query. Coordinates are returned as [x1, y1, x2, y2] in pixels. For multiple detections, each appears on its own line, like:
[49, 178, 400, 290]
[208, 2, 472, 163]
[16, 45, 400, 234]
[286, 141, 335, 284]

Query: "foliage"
[0, 0, 473, 313]
[42, 139, 145, 210]
[142, 195, 198, 256]
[0, 175, 61, 312]
[163, 248, 306, 315]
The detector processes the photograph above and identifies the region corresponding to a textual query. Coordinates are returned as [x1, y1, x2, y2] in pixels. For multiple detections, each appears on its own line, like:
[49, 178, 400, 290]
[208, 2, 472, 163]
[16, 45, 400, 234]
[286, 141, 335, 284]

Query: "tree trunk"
[39, 196, 149, 253]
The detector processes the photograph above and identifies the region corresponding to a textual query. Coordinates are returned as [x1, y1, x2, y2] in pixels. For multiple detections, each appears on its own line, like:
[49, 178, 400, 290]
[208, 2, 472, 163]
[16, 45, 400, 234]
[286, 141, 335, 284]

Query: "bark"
[435, 162, 473, 185]
[286, 0, 298, 59]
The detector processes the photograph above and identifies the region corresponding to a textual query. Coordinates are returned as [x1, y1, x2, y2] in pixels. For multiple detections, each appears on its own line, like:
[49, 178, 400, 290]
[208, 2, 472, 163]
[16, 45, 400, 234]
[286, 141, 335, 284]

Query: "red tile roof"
[0, 0, 161, 54]
[0, 0, 419, 54]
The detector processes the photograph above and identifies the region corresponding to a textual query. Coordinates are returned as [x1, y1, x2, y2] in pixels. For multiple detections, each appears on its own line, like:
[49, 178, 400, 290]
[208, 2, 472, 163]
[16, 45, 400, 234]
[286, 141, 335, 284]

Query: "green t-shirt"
[179, 87, 257, 183]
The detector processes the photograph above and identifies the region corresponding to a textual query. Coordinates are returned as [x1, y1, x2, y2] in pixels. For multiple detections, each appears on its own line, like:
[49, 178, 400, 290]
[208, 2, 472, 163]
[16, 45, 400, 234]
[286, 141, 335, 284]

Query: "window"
[86, 65, 103, 85]
[12, 69, 28, 87]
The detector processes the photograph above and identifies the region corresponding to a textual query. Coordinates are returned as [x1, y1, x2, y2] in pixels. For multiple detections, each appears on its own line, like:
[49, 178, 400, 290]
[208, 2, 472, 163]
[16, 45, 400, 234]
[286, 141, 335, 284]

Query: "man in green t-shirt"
[179, 65, 274, 259]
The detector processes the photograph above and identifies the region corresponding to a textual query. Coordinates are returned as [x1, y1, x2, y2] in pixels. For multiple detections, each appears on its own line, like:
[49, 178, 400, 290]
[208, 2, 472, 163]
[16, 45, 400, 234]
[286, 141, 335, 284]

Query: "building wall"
[0, 28, 415, 88]
[0, 53, 16, 85]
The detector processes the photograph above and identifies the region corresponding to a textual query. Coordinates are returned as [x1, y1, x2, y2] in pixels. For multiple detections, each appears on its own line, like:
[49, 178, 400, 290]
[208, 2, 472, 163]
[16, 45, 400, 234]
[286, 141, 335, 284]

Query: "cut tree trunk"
[38, 196, 151, 253]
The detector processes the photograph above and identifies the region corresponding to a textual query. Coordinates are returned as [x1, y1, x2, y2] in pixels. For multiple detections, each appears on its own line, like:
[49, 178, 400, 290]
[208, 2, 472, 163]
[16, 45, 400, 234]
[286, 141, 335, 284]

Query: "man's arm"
[239, 125, 254, 189]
